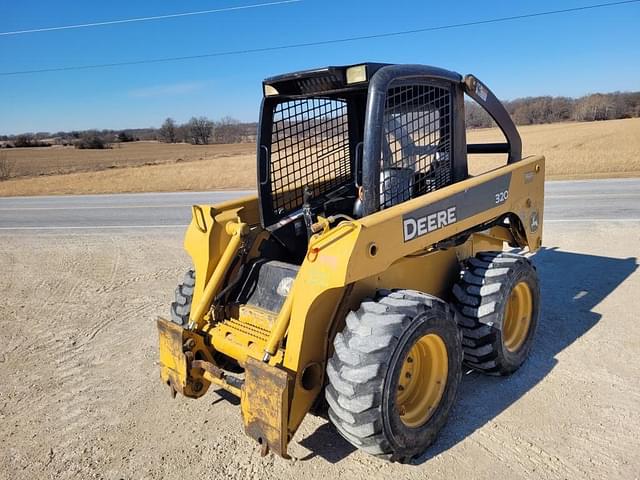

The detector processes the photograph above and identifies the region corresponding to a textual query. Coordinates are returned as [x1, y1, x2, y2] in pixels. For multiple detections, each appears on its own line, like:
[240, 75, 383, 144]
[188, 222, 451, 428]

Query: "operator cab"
[255, 63, 522, 264]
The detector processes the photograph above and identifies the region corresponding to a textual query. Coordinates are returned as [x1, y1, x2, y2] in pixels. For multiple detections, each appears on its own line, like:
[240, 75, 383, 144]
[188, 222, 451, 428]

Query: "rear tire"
[170, 270, 195, 326]
[325, 289, 462, 462]
[453, 251, 540, 375]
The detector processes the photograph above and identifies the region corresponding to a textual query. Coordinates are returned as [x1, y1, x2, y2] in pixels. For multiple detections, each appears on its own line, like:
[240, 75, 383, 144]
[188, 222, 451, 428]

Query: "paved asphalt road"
[0, 178, 638, 232]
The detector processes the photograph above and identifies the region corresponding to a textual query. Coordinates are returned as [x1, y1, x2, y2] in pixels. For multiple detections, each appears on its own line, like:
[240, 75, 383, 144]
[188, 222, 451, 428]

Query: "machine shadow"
[211, 388, 240, 406]
[300, 247, 638, 464]
[299, 422, 357, 462]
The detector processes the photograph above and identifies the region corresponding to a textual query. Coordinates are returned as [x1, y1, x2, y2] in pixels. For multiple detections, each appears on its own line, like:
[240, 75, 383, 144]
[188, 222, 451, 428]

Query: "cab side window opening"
[380, 83, 453, 209]
[465, 96, 509, 177]
[269, 98, 351, 216]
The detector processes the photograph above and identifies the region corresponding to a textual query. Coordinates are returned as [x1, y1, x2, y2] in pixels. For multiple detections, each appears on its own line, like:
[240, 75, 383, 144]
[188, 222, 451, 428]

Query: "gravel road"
[0, 180, 638, 479]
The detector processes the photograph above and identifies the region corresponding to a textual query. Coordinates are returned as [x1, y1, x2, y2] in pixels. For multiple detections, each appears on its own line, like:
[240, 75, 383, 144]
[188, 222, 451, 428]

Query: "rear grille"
[295, 73, 343, 94]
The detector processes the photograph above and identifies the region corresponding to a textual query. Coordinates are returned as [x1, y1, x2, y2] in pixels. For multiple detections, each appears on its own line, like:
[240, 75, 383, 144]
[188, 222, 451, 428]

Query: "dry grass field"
[467, 117, 640, 178]
[0, 141, 254, 177]
[0, 118, 638, 196]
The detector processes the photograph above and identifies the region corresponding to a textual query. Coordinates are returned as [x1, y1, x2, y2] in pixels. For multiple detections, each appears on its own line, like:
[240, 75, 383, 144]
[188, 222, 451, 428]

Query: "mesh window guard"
[270, 98, 351, 215]
[380, 83, 452, 209]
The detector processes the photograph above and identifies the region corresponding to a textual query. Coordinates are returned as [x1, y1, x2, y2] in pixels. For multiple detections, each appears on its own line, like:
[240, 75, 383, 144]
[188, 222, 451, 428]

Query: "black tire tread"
[325, 289, 450, 462]
[170, 269, 195, 326]
[453, 251, 537, 375]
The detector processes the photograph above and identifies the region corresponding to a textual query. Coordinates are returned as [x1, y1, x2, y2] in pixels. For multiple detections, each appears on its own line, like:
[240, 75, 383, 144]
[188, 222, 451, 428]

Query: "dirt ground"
[0, 222, 638, 479]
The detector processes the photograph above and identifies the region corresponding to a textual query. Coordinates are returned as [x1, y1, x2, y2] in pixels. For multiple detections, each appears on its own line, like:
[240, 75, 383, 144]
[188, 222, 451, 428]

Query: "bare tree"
[574, 94, 615, 122]
[186, 116, 214, 145]
[175, 124, 189, 143]
[158, 117, 178, 143]
[465, 101, 494, 128]
[214, 116, 243, 143]
[74, 131, 110, 149]
[14, 134, 35, 148]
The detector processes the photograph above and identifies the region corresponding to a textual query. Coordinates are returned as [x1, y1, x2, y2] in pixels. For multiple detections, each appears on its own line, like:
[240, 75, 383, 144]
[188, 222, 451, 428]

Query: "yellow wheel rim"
[396, 333, 448, 428]
[503, 281, 533, 352]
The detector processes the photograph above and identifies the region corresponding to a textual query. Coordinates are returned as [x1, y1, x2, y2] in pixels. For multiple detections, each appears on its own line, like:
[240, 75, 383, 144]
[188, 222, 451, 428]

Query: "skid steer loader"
[158, 63, 544, 462]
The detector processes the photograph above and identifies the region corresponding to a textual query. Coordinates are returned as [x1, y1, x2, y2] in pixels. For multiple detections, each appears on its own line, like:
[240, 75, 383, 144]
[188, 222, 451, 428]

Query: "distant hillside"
[466, 91, 640, 128]
[0, 118, 258, 148]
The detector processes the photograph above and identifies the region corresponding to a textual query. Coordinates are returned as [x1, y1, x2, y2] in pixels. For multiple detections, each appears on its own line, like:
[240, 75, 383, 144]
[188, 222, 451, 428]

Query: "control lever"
[302, 186, 314, 240]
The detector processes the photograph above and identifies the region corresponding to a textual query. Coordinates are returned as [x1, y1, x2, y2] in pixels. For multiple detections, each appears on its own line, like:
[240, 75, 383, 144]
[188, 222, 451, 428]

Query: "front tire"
[325, 290, 462, 462]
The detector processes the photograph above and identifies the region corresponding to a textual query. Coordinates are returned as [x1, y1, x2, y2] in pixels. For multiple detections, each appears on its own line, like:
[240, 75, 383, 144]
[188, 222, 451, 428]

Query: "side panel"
[284, 290, 352, 429]
[355, 249, 460, 302]
[352, 230, 507, 322]
[347, 155, 545, 283]
[401, 173, 511, 242]
[282, 223, 362, 432]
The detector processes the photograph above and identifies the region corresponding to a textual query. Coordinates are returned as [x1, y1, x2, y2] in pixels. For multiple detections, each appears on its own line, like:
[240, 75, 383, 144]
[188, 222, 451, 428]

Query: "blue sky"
[1, 0, 639, 134]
